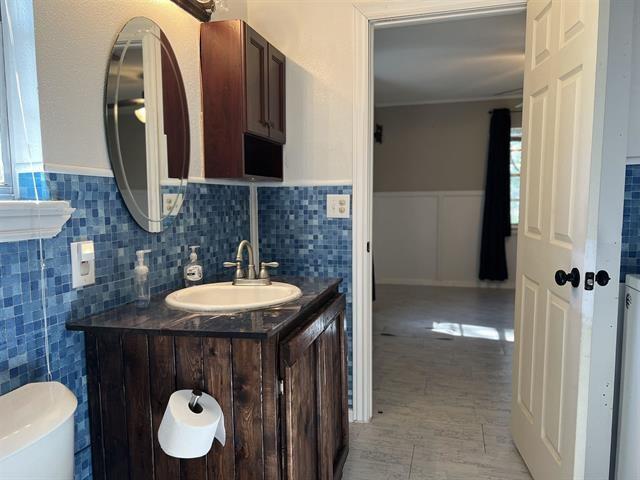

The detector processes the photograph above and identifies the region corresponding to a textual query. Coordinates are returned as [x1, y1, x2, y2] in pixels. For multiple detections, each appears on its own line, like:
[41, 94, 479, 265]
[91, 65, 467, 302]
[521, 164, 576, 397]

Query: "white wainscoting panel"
[373, 193, 439, 282]
[373, 191, 517, 289]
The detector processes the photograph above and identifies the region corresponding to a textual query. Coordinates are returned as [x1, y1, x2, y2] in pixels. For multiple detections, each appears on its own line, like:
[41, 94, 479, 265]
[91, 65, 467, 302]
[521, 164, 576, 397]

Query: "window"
[510, 127, 522, 226]
[0, 13, 13, 199]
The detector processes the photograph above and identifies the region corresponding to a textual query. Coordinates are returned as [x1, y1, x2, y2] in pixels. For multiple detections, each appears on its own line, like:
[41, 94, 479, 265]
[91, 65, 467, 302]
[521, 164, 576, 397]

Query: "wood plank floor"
[343, 285, 532, 480]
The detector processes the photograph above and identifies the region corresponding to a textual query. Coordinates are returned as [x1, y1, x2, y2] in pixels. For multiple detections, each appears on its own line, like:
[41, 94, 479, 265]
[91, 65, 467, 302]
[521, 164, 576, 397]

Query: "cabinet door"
[316, 312, 349, 479]
[244, 25, 269, 138]
[267, 45, 286, 144]
[280, 294, 348, 480]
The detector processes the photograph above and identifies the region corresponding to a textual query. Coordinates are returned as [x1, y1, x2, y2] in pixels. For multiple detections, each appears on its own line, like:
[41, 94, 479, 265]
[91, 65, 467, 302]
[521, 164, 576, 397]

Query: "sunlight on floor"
[432, 322, 515, 342]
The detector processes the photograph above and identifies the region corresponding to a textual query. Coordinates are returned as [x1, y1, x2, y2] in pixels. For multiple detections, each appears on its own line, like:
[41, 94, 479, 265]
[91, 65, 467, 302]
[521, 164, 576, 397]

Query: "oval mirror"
[105, 17, 189, 233]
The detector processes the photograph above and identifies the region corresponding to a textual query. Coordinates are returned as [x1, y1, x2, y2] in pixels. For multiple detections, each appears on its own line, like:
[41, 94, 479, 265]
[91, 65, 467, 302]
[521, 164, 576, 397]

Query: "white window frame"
[0, 1, 76, 243]
[510, 126, 522, 227]
[0, 11, 15, 200]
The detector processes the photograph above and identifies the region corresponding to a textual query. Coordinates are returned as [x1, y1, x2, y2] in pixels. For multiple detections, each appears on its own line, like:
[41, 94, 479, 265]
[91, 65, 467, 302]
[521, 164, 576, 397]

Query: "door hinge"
[366, 241, 370, 253]
[278, 379, 284, 395]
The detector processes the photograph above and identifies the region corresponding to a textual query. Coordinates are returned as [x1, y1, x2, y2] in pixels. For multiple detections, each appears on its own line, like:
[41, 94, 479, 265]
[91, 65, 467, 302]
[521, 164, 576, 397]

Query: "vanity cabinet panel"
[203, 338, 235, 480]
[280, 294, 349, 480]
[317, 318, 348, 479]
[175, 337, 208, 479]
[149, 336, 181, 480]
[201, 20, 286, 181]
[283, 345, 319, 478]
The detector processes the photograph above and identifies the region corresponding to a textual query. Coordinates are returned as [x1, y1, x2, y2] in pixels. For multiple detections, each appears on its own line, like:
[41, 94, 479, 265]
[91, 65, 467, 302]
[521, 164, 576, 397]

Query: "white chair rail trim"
[0, 200, 75, 242]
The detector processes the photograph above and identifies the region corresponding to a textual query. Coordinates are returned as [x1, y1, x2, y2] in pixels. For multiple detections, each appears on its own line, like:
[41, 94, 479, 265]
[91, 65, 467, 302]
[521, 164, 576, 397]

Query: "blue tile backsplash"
[621, 164, 640, 281]
[1, 174, 355, 480]
[258, 185, 353, 402]
[0, 172, 250, 480]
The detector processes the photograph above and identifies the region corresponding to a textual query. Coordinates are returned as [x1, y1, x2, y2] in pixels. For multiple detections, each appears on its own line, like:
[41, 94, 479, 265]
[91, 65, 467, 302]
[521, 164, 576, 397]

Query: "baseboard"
[377, 277, 515, 290]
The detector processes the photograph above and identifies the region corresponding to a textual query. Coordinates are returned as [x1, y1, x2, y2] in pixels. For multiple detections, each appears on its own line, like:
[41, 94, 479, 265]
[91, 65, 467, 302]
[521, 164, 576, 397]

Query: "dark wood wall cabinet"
[73, 283, 348, 480]
[201, 20, 286, 181]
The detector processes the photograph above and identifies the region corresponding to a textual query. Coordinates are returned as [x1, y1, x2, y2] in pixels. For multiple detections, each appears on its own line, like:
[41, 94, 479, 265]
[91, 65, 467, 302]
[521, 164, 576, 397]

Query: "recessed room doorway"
[346, 10, 530, 478]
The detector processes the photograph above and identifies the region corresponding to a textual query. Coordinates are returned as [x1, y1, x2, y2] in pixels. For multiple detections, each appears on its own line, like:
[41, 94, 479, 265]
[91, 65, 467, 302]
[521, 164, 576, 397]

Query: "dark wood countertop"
[66, 276, 342, 339]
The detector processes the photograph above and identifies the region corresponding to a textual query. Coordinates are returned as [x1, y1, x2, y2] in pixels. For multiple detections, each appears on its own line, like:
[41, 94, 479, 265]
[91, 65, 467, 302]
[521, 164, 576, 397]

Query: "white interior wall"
[31, 0, 246, 179]
[628, 1, 640, 162]
[373, 191, 517, 289]
[372, 98, 520, 289]
[246, 0, 353, 183]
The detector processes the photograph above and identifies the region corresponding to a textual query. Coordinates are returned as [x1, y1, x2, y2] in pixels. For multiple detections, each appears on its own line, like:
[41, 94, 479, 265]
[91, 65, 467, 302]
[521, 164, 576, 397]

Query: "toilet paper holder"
[189, 389, 203, 414]
[158, 387, 226, 459]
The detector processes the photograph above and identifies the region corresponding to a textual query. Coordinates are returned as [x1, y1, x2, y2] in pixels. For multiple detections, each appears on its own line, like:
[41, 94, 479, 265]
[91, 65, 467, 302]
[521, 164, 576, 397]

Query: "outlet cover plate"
[163, 193, 184, 216]
[327, 194, 351, 219]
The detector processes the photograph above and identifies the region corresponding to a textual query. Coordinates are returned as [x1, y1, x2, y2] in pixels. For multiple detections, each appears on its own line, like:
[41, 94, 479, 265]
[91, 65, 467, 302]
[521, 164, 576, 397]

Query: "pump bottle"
[184, 245, 203, 287]
[134, 249, 152, 307]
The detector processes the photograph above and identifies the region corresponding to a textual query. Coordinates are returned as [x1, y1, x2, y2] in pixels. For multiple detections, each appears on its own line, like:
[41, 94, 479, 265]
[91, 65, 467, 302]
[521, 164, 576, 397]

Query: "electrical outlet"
[327, 194, 350, 219]
[70, 240, 95, 288]
[163, 193, 184, 216]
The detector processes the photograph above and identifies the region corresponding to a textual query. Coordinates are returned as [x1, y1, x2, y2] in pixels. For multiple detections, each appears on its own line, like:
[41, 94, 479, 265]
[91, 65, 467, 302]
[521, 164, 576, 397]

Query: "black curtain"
[479, 108, 511, 281]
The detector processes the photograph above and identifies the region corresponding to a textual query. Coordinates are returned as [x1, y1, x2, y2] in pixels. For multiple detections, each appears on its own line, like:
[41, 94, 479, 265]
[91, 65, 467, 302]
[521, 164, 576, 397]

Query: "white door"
[511, 0, 626, 478]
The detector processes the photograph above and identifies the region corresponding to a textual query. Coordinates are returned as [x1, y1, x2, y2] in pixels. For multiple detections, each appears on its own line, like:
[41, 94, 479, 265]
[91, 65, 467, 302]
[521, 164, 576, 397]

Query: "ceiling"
[374, 12, 526, 107]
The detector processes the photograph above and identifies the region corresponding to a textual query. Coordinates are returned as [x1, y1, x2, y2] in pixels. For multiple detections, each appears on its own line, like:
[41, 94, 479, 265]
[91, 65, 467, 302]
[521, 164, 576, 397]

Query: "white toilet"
[0, 382, 77, 480]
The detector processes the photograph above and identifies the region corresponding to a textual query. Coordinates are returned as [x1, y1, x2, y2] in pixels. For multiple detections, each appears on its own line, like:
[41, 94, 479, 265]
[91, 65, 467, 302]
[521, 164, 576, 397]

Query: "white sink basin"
[165, 282, 303, 313]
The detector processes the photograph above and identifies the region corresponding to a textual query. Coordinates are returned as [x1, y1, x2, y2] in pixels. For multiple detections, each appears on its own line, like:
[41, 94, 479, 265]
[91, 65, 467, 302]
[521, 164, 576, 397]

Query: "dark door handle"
[555, 268, 580, 288]
[595, 270, 610, 286]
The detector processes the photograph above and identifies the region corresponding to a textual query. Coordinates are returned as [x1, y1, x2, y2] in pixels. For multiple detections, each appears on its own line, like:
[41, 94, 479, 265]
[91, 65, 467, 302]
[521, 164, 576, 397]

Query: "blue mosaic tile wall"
[621, 164, 640, 281]
[257, 185, 353, 402]
[0, 173, 250, 480]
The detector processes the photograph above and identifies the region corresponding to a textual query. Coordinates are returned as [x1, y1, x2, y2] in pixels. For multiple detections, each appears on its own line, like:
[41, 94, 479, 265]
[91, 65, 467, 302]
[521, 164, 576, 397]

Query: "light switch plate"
[327, 194, 351, 218]
[163, 193, 184, 216]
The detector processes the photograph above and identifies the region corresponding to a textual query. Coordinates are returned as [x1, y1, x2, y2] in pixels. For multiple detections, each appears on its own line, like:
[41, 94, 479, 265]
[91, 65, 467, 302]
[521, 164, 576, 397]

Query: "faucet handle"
[259, 261, 279, 280]
[224, 260, 244, 279]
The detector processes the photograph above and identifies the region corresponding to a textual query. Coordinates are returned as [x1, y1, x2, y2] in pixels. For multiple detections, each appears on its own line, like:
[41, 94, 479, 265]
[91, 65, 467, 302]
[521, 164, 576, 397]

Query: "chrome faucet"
[224, 240, 279, 285]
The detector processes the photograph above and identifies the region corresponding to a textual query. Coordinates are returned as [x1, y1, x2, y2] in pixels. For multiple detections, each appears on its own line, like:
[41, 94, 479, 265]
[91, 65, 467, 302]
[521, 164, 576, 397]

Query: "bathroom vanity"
[67, 277, 348, 480]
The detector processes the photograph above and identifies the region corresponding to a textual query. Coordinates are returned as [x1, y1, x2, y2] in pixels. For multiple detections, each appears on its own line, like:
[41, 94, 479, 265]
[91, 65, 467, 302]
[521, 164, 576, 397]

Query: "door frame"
[351, 4, 632, 478]
[351, 0, 528, 424]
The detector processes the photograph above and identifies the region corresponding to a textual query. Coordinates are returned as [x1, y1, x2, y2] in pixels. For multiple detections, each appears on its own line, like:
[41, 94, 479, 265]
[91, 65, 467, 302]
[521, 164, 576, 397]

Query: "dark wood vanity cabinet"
[201, 20, 285, 180]
[78, 285, 348, 480]
[281, 300, 349, 479]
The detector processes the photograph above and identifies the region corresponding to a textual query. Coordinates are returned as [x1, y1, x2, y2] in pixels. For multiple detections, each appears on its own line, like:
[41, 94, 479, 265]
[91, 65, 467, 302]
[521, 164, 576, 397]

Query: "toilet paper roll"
[158, 389, 226, 459]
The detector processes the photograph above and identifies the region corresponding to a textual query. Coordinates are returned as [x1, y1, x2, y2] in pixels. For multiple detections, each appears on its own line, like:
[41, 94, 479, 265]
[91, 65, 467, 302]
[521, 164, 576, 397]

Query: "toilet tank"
[0, 382, 77, 480]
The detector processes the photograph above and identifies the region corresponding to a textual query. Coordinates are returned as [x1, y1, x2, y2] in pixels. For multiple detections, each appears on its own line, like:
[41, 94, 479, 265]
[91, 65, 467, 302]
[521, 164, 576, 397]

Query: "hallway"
[343, 285, 532, 480]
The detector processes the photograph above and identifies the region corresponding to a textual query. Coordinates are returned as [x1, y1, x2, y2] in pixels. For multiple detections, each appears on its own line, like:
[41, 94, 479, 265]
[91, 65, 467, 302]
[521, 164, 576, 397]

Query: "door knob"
[595, 270, 610, 286]
[555, 268, 580, 288]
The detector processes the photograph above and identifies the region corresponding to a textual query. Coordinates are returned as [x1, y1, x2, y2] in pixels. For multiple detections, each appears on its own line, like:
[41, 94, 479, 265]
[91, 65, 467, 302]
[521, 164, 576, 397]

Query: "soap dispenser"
[134, 249, 152, 308]
[184, 245, 203, 287]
